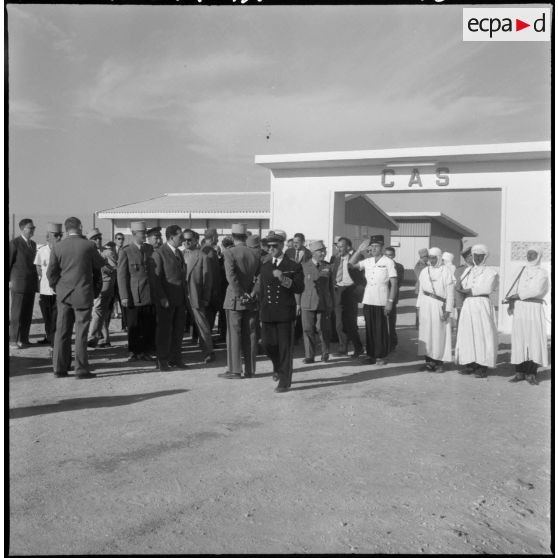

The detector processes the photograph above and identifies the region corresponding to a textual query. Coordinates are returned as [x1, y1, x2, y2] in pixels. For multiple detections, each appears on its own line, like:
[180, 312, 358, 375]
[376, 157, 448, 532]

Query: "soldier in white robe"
[507, 247, 549, 385]
[455, 244, 499, 378]
[416, 247, 455, 372]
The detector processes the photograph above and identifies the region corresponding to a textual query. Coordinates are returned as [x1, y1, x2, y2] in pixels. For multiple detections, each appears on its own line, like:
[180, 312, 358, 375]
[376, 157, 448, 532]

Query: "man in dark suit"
[384, 246, 405, 351]
[151, 224, 188, 371]
[9, 218, 39, 348]
[183, 229, 215, 364]
[330, 237, 364, 359]
[47, 217, 105, 378]
[297, 240, 335, 364]
[219, 223, 260, 379]
[112, 231, 128, 331]
[201, 228, 225, 340]
[117, 221, 157, 363]
[257, 232, 304, 392]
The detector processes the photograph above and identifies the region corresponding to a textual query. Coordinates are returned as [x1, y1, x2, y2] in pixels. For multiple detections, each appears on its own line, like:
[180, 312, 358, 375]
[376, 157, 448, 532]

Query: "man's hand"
[357, 240, 370, 254]
[121, 298, 129, 308]
[296, 304, 301, 317]
[384, 301, 393, 316]
[272, 269, 283, 280]
[160, 298, 170, 309]
[507, 306, 514, 316]
[441, 311, 450, 321]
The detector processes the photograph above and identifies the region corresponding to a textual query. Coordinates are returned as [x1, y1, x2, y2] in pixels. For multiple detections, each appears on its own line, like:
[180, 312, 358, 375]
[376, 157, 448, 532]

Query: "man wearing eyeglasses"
[33, 223, 63, 348]
[9, 218, 39, 349]
[112, 232, 128, 332]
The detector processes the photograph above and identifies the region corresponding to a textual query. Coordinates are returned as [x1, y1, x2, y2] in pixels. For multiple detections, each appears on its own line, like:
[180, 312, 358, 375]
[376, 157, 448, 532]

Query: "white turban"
[526, 245, 543, 267]
[428, 247, 443, 267]
[442, 252, 454, 264]
[471, 244, 489, 266]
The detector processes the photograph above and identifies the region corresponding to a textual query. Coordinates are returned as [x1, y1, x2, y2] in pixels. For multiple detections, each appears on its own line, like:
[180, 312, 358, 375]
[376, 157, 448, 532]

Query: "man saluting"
[256, 231, 304, 393]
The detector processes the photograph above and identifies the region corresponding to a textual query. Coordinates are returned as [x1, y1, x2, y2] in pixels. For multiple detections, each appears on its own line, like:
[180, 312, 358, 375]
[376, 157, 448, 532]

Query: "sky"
[7, 4, 551, 233]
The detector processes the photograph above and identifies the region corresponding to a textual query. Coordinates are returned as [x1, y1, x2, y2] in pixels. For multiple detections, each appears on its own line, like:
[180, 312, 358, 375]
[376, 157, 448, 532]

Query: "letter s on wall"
[436, 167, 450, 187]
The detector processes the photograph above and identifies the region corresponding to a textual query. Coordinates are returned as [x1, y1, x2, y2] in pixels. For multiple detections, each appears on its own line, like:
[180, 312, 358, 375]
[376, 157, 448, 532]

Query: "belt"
[465, 294, 490, 298]
[522, 297, 545, 304]
[423, 291, 446, 303]
[335, 284, 354, 290]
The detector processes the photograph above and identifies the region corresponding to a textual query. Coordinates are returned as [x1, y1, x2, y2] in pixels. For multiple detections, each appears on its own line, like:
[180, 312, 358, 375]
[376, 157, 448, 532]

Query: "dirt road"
[9, 310, 551, 554]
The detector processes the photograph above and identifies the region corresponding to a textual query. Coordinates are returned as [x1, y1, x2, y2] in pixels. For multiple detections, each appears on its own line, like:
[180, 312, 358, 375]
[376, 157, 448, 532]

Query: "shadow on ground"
[9, 389, 188, 419]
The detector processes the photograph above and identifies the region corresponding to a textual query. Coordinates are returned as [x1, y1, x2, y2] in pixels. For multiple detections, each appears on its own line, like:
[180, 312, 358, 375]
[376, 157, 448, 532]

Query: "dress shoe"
[169, 361, 188, 369]
[350, 349, 364, 360]
[459, 368, 475, 375]
[127, 353, 139, 362]
[361, 357, 376, 365]
[87, 339, 98, 348]
[75, 372, 96, 379]
[157, 360, 170, 371]
[474, 370, 488, 378]
[98, 342, 112, 348]
[321, 353, 330, 362]
[139, 353, 156, 362]
[419, 364, 435, 372]
[204, 353, 216, 364]
[218, 372, 242, 379]
[302, 357, 315, 364]
[509, 374, 525, 383]
[274, 386, 290, 393]
[15, 341, 31, 349]
[432, 364, 445, 373]
[333, 351, 348, 357]
[375, 359, 387, 366]
[53, 372, 69, 378]
[36, 338, 50, 345]
[526, 374, 539, 385]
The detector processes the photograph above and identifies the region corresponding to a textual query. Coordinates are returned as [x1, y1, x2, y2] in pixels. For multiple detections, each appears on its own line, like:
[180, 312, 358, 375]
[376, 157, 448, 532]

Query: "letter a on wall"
[408, 168, 423, 188]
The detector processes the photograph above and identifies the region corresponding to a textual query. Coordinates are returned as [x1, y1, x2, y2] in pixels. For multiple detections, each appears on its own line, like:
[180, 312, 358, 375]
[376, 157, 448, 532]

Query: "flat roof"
[97, 192, 271, 220]
[387, 211, 478, 238]
[255, 141, 550, 170]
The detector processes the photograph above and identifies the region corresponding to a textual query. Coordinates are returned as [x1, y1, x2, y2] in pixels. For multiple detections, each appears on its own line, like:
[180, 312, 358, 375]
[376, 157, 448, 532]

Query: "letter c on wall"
[381, 169, 395, 188]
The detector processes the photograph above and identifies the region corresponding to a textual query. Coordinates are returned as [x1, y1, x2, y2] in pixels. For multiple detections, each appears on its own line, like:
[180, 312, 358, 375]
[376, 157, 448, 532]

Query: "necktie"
[273, 258, 278, 268]
[336, 257, 344, 283]
[174, 248, 183, 268]
[296, 250, 301, 262]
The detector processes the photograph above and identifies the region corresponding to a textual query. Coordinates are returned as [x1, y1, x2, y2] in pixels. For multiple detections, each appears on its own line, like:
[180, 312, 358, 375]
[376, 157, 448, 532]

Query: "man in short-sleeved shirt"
[350, 235, 398, 365]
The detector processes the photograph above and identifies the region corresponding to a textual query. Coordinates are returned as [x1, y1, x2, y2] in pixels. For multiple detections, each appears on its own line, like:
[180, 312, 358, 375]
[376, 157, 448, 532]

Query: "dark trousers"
[218, 308, 227, 339]
[516, 360, 538, 376]
[262, 321, 295, 388]
[10, 291, 35, 344]
[226, 309, 258, 375]
[334, 285, 362, 353]
[363, 304, 389, 360]
[388, 303, 398, 351]
[53, 302, 92, 375]
[156, 304, 186, 363]
[301, 310, 331, 359]
[113, 283, 127, 330]
[189, 304, 215, 357]
[39, 294, 57, 345]
[126, 304, 156, 355]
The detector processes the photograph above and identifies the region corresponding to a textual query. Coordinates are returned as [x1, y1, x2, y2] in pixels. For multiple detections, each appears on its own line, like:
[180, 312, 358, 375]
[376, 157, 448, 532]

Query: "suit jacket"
[222, 244, 260, 311]
[47, 235, 105, 308]
[117, 242, 154, 306]
[330, 254, 366, 287]
[258, 256, 304, 322]
[184, 248, 213, 310]
[151, 243, 188, 307]
[285, 246, 312, 264]
[9, 236, 38, 293]
[297, 259, 335, 312]
[393, 261, 405, 304]
[100, 248, 118, 291]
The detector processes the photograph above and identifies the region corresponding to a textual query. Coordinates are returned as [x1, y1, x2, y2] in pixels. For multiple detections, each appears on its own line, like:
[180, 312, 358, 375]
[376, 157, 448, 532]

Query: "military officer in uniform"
[257, 232, 305, 392]
[219, 223, 260, 379]
[297, 240, 335, 364]
[117, 221, 157, 362]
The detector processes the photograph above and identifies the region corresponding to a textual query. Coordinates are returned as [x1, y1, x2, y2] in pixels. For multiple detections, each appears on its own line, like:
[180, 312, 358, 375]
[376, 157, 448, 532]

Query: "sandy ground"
[8, 292, 552, 555]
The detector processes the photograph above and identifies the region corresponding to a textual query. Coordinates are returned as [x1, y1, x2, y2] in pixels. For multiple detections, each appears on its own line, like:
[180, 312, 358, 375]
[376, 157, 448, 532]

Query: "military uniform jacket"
[117, 242, 155, 307]
[222, 244, 260, 311]
[9, 236, 38, 293]
[47, 235, 105, 308]
[257, 256, 304, 323]
[297, 259, 335, 312]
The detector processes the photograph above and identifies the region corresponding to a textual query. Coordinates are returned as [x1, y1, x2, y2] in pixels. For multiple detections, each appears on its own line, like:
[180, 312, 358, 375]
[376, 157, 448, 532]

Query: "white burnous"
[454, 244, 499, 377]
[416, 247, 455, 371]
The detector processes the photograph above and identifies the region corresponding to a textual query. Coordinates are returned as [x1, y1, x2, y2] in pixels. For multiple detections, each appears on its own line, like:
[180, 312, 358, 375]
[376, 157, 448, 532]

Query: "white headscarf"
[428, 247, 443, 268]
[526, 246, 543, 267]
[442, 252, 454, 265]
[471, 244, 489, 266]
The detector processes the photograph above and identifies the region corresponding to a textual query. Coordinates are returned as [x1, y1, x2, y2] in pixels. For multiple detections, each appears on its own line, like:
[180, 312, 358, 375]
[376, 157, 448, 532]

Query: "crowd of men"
[9, 217, 549, 391]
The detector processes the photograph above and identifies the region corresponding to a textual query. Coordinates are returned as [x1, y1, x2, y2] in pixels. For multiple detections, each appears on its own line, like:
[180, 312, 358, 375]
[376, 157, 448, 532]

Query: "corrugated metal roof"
[97, 192, 270, 218]
[387, 212, 477, 238]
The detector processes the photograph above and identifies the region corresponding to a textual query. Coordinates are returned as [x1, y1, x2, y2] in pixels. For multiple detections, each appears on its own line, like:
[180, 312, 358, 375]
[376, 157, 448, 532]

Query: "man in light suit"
[183, 228, 215, 363]
[117, 221, 156, 363]
[285, 232, 312, 264]
[219, 223, 260, 379]
[151, 224, 188, 371]
[296, 240, 335, 364]
[47, 217, 105, 378]
[9, 218, 39, 348]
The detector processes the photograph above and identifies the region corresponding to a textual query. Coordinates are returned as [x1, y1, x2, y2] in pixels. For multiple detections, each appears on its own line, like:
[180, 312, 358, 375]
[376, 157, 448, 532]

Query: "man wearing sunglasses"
[33, 223, 64, 348]
[9, 218, 39, 349]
